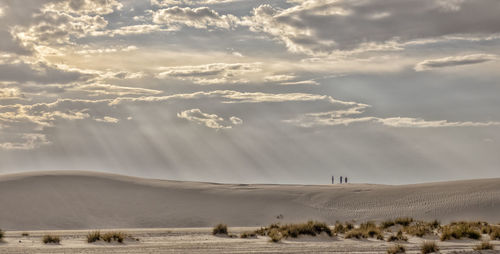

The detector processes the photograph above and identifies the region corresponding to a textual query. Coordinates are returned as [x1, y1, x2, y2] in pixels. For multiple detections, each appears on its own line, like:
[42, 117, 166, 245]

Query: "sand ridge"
[0, 171, 499, 230]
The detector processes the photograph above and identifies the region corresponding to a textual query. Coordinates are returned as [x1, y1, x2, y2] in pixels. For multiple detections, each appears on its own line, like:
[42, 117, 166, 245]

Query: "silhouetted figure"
[345, 177, 348, 184]
[332, 175, 334, 184]
[340, 176, 343, 184]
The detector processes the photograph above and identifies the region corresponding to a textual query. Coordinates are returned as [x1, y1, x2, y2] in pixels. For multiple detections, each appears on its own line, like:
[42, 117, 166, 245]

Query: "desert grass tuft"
[440, 222, 481, 241]
[474, 241, 494, 250]
[0, 229, 4, 241]
[345, 221, 382, 239]
[381, 220, 395, 229]
[254, 221, 332, 241]
[21, 232, 29, 237]
[87, 231, 101, 243]
[387, 230, 408, 242]
[334, 221, 354, 234]
[101, 232, 126, 243]
[387, 244, 406, 254]
[268, 228, 283, 243]
[420, 241, 439, 254]
[394, 217, 413, 227]
[240, 231, 257, 238]
[42, 234, 60, 244]
[212, 224, 228, 235]
[489, 226, 500, 240]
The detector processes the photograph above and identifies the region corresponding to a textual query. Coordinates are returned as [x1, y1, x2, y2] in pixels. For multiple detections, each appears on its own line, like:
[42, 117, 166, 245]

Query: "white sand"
[0, 171, 499, 231]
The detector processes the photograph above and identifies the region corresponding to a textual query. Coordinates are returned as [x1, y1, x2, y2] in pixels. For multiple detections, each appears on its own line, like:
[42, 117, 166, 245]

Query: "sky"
[0, 0, 499, 184]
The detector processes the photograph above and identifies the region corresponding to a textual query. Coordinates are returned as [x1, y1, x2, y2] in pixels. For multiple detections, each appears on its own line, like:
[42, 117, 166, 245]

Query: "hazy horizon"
[1, 0, 500, 185]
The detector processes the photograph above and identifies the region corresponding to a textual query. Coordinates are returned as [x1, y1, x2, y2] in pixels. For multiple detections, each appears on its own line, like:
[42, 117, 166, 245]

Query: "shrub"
[440, 222, 481, 241]
[101, 232, 125, 243]
[21, 232, 29, 237]
[474, 241, 494, 250]
[388, 230, 408, 242]
[212, 224, 228, 235]
[87, 231, 101, 243]
[254, 227, 267, 236]
[489, 226, 500, 240]
[268, 229, 283, 243]
[381, 220, 395, 229]
[42, 235, 60, 244]
[395, 217, 413, 227]
[387, 244, 406, 254]
[0, 229, 4, 240]
[255, 221, 333, 239]
[345, 229, 367, 239]
[240, 231, 256, 238]
[404, 222, 433, 237]
[334, 222, 346, 234]
[421, 241, 439, 254]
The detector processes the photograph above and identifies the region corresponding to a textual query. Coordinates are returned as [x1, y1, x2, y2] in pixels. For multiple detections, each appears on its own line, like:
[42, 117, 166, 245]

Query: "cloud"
[414, 54, 497, 71]
[42, 0, 123, 15]
[152, 6, 239, 30]
[280, 80, 319, 86]
[0, 133, 50, 150]
[95, 116, 119, 123]
[244, 0, 500, 56]
[0, 60, 93, 84]
[110, 90, 361, 106]
[157, 62, 261, 85]
[177, 108, 242, 129]
[286, 106, 500, 128]
[70, 84, 163, 97]
[151, 0, 242, 7]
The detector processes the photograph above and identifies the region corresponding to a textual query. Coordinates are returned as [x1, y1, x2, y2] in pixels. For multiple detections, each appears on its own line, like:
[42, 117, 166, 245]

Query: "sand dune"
[0, 171, 499, 230]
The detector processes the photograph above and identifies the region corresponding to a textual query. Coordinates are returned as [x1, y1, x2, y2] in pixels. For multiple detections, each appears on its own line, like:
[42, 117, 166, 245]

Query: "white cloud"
[153, 6, 239, 30]
[0, 133, 50, 150]
[177, 108, 242, 129]
[95, 116, 119, 123]
[414, 54, 497, 71]
[110, 90, 361, 106]
[42, 0, 123, 15]
[157, 62, 261, 85]
[244, 0, 500, 56]
[286, 106, 500, 128]
[151, 0, 243, 7]
[71, 84, 162, 97]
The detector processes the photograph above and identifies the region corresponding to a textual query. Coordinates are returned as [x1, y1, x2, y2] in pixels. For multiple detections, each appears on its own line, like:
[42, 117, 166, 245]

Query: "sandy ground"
[0, 171, 499, 231]
[0, 227, 499, 254]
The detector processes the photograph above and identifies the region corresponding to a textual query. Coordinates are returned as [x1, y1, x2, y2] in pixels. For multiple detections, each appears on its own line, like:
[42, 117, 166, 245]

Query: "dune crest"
[0, 171, 499, 230]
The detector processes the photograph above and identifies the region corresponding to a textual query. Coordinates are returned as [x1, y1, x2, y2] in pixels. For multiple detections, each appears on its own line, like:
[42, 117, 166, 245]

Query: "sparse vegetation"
[21, 232, 29, 237]
[42, 235, 60, 244]
[488, 226, 500, 240]
[345, 221, 382, 239]
[253, 221, 332, 242]
[87, 231, 101, 243]
[387, 230, 408, 242]
[212, 224, 228, 235]
[420, 241, 439, 254]
[240, 231, 257, 238]
[101, 232, 126, 243]
[440, 221, 481, 241]
[0, 229, 4, 241]
[387, 244, 406, 254]
[404, 221, 434, 237]
[474, 241, 494, 250]
[334, 221, 354, 234]
[381, 220, 395, 229]
[87, 231, 127, 243]
[394, 217, 413, 227]
[268, 228, 283, 242]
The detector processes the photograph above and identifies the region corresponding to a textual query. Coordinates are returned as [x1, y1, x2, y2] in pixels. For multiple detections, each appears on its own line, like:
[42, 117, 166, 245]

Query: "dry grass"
[387, 244, 406, 254]
[334, 221, 354, 234]
[0, 229, 4, 241]
[381, 220, 395, 229]
[488, 226, 500, 240]
[240, 231, 257, 238]
[345, 221, 382, 239]
[212, 224, 228, 235]
[21, 232, 29, 237]
[101, 232, 126, 243]
[87, 231, 101, 243]
[394, 217, 413, 227]
[387, 230, 408, 242]
[474, 241, 494, 250]
[420, 241, 439, 254]
[404, 221, 436, 237]
[440, 222, 481, 241]
[268, 228, 283, 243]
[42, 235, 60, 244]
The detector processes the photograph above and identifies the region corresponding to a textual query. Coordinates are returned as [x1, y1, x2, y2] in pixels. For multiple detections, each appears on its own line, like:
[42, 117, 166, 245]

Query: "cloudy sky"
[0, 0, 499, 184]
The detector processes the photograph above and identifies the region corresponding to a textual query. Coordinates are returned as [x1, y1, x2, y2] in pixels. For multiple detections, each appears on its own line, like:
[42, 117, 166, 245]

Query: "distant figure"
[340, 176, 343, 184]
[345, 177, 348, 184]
[332, 175, 334, 184]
